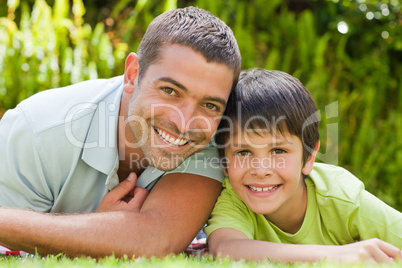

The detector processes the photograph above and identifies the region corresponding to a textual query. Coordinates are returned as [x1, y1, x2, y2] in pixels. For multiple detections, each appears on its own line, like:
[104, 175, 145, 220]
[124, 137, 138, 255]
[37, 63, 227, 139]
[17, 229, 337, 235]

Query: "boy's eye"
[272, 148, 286, 155]
[204, 103, 217, 111]
[235, 150, 251, 157]
[162, 87, 176, 95]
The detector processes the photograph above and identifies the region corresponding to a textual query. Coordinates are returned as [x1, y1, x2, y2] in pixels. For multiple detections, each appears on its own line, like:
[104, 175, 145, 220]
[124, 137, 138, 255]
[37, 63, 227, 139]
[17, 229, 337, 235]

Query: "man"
[0, 7, 241, 258]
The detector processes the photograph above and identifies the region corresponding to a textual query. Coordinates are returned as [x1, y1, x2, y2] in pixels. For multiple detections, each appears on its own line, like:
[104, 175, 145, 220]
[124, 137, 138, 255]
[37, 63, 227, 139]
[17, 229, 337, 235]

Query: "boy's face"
[224, 128, 316, 227]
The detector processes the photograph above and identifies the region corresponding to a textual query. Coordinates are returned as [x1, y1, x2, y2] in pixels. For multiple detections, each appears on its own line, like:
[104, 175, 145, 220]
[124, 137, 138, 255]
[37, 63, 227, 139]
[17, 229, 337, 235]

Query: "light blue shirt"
[0, 76, 224, 213]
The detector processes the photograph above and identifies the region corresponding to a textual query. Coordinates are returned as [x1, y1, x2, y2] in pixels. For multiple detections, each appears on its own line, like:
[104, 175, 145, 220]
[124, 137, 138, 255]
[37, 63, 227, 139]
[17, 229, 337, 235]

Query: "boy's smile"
[224, 128, 316, 233]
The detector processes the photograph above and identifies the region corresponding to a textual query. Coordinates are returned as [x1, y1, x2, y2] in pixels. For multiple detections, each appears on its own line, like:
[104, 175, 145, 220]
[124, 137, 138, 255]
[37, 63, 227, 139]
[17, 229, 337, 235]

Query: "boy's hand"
[96, 172, 149, 213]
[329, 238, 402, 263]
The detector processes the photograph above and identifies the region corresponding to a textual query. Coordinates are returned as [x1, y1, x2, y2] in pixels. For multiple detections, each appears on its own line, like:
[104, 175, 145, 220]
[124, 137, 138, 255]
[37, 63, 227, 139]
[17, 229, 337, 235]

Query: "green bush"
[0, 0, 401, 211]
[0, 0, 127, 113]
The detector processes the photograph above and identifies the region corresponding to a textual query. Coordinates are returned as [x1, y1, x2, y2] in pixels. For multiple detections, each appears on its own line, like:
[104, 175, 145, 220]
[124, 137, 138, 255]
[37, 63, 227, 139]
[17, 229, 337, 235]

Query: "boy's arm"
[350, 190, 402, 248]
[208, 228, 402, 264]
[0, 173, 222, 258]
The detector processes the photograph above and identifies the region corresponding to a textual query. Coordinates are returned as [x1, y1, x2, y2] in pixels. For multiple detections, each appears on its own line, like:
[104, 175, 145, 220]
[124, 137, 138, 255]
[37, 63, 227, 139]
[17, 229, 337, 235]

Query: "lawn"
[1, 253, 401, 267]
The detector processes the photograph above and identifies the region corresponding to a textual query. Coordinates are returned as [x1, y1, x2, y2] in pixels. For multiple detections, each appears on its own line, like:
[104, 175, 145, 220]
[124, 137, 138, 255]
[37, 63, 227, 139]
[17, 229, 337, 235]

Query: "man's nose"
[167, 102, 198, 134]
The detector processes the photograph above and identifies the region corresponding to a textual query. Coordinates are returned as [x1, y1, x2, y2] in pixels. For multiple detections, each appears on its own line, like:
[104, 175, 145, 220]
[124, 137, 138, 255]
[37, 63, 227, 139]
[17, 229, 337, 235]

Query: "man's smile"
[154, 126, 190, 147]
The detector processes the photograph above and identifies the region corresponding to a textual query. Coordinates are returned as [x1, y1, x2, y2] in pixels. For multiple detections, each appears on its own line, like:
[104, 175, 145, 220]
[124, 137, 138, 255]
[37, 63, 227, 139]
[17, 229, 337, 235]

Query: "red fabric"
[184, 237, 209, 257]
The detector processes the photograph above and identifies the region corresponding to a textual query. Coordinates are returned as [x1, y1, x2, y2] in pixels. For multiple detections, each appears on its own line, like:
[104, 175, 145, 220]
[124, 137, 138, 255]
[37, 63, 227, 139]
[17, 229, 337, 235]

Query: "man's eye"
[235, 150, 251, 157]
[272, 148, 286, 155]
[162, 87, 176, 95]
[204, 103, 217, 111]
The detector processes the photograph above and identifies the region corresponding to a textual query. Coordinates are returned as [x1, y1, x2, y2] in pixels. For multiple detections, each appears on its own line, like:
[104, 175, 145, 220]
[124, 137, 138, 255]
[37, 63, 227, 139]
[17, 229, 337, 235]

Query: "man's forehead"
[142, 44, 233, 100]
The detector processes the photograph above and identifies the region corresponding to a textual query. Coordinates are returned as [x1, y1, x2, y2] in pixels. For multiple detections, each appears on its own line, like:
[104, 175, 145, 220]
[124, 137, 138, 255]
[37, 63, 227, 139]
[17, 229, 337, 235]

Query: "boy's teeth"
[155, 127, 188, 146]
[248, 185, 278, 193]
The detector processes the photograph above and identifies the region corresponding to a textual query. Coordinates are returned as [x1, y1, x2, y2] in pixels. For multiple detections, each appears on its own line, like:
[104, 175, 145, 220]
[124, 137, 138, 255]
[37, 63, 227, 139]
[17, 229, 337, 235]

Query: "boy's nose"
[250, 158, 273, 178]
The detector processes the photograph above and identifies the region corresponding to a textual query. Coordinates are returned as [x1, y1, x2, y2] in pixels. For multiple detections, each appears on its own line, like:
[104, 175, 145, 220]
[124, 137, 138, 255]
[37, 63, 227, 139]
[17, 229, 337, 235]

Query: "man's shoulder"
[136, 144, 225, 191]
[16, 76, 123, 135]
[165, 143, 225, 182]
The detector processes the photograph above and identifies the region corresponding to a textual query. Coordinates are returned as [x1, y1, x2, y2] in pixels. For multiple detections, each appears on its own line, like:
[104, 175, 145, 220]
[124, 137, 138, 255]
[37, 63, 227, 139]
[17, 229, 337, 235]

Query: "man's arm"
[0, 173, 222, 258]
[208, 228, 402, 264]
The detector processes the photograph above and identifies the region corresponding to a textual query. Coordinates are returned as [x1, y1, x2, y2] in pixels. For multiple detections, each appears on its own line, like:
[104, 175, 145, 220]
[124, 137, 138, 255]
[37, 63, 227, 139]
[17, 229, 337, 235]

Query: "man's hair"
[137, 6, 241, 85]
[215, 68, 320, 165]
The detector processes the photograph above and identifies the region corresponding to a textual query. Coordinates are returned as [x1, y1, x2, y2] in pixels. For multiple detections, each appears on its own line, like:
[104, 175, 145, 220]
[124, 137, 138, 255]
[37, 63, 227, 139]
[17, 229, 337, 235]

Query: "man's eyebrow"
[157, 76, 227, 107]
[157, 77, 187, 92]
[206, 96, 227, 108]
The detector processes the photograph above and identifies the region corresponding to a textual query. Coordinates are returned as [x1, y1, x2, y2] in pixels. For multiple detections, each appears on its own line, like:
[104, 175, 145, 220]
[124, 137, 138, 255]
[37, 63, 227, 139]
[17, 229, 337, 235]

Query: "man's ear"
[123, 52, 139, 94]
[302, 141, 320, 176]
[220, 157, 229, 177]
[223, 166, 229, 177]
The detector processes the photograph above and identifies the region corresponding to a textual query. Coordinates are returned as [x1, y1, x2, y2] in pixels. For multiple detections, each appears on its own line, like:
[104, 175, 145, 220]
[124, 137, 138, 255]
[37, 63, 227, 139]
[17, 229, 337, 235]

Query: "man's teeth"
[155, 127, 188, 146]
[248, 185, 279, 193]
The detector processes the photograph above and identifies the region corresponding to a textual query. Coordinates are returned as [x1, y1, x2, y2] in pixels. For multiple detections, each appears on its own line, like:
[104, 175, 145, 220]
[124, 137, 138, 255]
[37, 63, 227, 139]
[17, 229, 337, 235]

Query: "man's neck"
[117, 91, 148, 182]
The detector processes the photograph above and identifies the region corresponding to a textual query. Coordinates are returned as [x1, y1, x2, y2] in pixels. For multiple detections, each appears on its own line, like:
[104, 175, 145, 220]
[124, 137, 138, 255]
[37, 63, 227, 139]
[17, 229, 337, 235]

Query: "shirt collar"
[81, 77, 123, 178]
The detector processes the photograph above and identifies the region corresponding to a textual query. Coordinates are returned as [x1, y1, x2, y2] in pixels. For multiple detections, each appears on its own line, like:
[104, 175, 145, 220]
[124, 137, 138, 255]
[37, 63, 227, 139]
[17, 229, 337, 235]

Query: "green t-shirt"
[205, 163, 402, 248]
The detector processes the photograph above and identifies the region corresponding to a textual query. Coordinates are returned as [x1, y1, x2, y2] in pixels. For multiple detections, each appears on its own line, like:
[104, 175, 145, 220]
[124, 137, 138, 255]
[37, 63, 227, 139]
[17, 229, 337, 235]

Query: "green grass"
[0, 253, 401, 267]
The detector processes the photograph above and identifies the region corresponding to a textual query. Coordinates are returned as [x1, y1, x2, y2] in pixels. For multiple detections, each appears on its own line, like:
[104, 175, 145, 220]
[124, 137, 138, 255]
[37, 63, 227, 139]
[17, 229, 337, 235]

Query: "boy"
[205, 68, 402, 263]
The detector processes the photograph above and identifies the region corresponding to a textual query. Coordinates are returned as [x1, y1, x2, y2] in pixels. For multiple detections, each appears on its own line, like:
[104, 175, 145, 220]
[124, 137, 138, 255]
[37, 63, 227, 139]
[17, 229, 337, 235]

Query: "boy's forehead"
[232, 121, 290, 138]
[230, 126, 295, 146]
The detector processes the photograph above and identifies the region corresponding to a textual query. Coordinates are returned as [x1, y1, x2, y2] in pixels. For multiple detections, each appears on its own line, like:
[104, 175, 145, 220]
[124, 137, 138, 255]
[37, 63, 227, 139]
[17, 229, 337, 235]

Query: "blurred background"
[0, 0, 401, 211]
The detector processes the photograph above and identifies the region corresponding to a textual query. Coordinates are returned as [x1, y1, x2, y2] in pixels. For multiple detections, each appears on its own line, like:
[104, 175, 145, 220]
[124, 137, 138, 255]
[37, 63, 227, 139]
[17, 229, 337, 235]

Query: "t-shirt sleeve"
[349, 189, 402, 248]
[0, 106, 53, 211]
[165, 144, 225, 183]
[204, 178, 255, 239]
[312, 163, 402, 248]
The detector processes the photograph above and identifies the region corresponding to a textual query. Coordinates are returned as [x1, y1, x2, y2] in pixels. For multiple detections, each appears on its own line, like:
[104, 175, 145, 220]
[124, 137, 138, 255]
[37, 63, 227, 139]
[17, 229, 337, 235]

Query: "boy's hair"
[137, 7, 241, 86]
[215, 68, 320, 166]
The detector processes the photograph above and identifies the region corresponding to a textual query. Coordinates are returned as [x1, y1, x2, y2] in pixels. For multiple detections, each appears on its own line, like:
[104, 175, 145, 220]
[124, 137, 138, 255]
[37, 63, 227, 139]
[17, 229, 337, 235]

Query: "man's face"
[127, 44, 234, 171]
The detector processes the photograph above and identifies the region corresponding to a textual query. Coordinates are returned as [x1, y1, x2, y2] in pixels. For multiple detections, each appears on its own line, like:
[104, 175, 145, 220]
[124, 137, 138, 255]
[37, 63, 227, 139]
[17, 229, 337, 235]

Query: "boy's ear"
[302, 141, 320, 176]
[123, 52, 139, 94]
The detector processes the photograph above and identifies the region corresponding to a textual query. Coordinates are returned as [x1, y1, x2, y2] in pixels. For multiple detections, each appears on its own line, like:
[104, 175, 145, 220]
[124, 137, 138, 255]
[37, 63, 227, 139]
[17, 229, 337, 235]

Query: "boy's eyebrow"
[231, 141, 291, 148]
[156, 76, 227, 107]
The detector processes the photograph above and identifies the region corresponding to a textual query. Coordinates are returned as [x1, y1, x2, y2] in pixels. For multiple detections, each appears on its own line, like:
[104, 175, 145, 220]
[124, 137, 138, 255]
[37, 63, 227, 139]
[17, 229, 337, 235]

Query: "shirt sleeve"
[349, 189, 402, 248]
[0, 106, 53, 211]
[204, 178, 255, 239]
[165, 144, 225, 183]
[136, 144, 225, 191]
